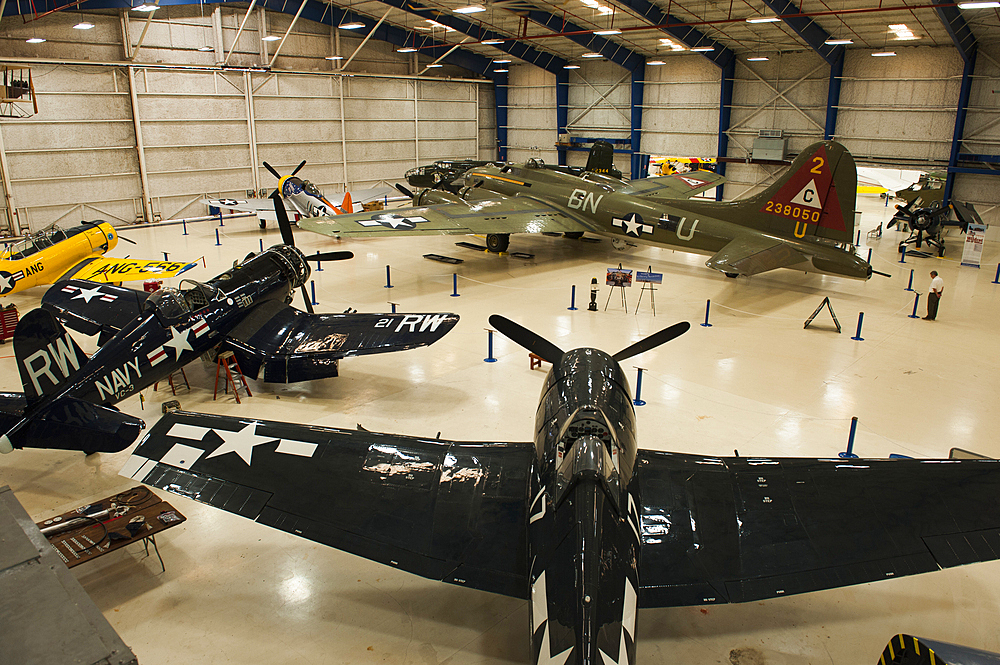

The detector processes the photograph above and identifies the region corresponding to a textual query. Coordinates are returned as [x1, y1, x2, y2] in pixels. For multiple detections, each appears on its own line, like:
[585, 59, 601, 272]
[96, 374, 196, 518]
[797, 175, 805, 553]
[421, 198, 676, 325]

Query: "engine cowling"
[415, 189, 464, 206]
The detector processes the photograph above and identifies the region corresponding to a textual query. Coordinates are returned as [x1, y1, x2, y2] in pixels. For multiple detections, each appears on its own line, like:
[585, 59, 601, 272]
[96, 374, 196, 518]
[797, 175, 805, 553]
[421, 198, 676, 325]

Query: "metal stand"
[803, 297, 842, 333]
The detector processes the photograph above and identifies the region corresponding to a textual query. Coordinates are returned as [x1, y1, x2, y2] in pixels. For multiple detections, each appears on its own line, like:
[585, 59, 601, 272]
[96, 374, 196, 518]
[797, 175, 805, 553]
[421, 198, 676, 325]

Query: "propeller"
[488, 315, 690, 366]
[395, 183, 415, 199]
[263, 160, 306, 182]
[269, 190, 353, 314]
[117, 235, 137, 245]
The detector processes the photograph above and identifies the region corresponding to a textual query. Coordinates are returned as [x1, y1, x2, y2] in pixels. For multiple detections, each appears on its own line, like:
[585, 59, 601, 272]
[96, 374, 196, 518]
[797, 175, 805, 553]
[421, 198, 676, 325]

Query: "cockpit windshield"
[143, 287, 191, 322]
[303, 180, 321, 197]
[554, 408, 625, 511]
[283, 178, 304, 197]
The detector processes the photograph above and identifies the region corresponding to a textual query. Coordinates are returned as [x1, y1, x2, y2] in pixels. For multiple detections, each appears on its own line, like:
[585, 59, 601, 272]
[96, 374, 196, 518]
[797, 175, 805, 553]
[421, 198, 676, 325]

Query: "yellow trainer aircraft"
[0, 221, 195, 296]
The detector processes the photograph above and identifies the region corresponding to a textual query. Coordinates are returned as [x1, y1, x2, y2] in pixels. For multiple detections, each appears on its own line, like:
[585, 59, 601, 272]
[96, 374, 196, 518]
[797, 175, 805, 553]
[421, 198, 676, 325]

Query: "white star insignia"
[206, 422, 277, 466]
[623, 217, 643, 236]
[72, 284, 105, 303]
[161, 326, 193, 359]
[0, 273, 12, 293]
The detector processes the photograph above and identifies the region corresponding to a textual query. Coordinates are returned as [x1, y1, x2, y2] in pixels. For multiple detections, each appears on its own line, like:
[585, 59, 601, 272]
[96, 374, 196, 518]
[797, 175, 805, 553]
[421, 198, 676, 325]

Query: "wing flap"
[299, 196, 590, 239]
[223, 301, 458, 383]
[705, 235, 806, 276]
[123, 411, 532, 598]
[636, 451, 1000, 608]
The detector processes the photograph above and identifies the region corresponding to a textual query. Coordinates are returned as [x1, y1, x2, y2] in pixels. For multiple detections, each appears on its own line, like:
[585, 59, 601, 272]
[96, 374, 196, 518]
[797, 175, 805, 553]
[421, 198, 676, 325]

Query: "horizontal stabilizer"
[42, 280, 150, 337]
[0, 394, 144, 453]
[705, 235, 805, 277]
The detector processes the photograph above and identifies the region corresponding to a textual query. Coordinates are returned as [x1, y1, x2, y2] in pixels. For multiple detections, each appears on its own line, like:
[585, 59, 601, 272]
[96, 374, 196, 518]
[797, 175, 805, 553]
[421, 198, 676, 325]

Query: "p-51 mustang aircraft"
[205, 160, 401, 228]
[302, 141, 881, 281]
[122, 315, 1000, 665]
[0, 220, 195, 296]
[0, 208, 458, 455]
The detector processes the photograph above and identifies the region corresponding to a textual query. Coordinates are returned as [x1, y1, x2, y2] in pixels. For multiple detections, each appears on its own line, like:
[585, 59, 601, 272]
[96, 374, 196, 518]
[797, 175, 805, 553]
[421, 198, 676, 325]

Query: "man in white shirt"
[924, 270, 944, 320]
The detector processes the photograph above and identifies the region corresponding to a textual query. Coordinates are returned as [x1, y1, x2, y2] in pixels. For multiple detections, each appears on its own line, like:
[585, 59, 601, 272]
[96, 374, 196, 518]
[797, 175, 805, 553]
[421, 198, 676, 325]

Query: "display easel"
[635, 265, 658, 316]
[803, 296, 841, 333]
[605, 263, 628, 311]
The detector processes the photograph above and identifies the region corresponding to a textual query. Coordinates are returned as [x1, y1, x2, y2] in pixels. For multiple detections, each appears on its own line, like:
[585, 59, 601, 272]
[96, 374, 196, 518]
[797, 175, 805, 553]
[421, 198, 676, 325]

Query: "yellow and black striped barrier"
[880, 634, 939, 665]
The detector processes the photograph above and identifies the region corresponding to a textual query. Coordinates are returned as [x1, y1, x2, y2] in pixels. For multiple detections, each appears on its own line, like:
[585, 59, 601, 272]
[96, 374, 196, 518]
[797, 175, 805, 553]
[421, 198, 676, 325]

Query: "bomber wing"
[41, 279, 150, 337]
[121, 410, 533, 598]
[298, 196, 591, 239]
[222, 300, 459, 382]
[620, 171, 726, 200]
[704, 233, 806, 276]
[60, 256, 197, 283]
[635, 452, 1000, 608]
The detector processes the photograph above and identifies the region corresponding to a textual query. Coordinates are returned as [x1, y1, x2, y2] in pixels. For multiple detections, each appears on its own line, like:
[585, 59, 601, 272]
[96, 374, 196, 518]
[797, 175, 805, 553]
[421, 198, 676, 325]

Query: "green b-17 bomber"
[300, 141, 881, 281]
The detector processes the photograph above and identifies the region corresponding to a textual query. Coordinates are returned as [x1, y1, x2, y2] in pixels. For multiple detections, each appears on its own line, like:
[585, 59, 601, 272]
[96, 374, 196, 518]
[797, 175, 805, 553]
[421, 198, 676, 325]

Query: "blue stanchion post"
[259, 238, 264, 253]
[994, 263, 1000, 284]
[162, 252, 169, 261]
[633, 368, 646, 406]
[215, 229, 221, 246]
[839, 416, 859, 459]
[182, 220, 188, 236]
[390, 303, 397, 314]
[908, 293, 921, 319]
[568, 285, 578, 311]
[905, 268, 914, 291]
[310, 280, 318, 305]
[316, 260, 323, 272]
[700, 299, 713, 327]
[867, 247, 872, 264]
[218, 211, 224, 227]
[384, 265, 393, 289]
[898, 245, 906, 263]
[856, 230, 861, 245]
[451, 273, 460, 297]
[851, 312, 865, 341]
[484, 329, 497, 362]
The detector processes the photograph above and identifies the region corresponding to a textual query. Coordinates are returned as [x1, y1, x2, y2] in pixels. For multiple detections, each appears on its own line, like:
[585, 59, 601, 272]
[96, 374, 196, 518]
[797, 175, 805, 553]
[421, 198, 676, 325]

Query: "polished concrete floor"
[3, 194, 1000, 664]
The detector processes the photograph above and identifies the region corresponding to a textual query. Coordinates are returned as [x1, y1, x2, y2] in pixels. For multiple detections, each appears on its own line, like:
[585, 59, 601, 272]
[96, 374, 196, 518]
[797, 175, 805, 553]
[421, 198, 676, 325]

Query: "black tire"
[564, 232, 584, 240]
[486, 233, 510, 253]
[259, 219, 267, 229]
[725, 272, 738, 279]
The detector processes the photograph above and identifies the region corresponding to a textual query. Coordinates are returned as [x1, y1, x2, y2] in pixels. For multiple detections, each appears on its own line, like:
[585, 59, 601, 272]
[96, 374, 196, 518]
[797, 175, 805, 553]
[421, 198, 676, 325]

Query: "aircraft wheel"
[725, 272, 739, 279]
[564, 232, 584, 240]
[259, 219, 267, 229]
[486, 233, 510, 253]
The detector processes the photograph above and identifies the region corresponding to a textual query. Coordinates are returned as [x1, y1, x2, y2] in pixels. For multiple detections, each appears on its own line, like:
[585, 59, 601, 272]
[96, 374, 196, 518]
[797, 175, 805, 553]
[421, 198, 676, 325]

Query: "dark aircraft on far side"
[0, 203, 458, 455]
[123, 315, 1000, 664]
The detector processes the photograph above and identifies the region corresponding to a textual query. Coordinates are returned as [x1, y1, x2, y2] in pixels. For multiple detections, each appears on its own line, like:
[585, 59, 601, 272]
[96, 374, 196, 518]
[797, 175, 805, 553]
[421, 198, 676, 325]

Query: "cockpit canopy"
[282, 177, 322, 199]
[2, 223, 84, 260]
[143, 280, 218, 323]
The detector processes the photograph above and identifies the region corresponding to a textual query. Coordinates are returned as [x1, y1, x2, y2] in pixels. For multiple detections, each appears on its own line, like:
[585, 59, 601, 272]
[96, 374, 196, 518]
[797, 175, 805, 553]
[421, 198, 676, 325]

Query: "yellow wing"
[63, 257, 198, 283]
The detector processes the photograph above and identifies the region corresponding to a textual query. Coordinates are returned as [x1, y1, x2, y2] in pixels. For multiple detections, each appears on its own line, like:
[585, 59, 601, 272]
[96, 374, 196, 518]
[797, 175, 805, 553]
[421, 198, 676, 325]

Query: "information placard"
[636, 271, 663, 284]
[961, 223, 987, 268]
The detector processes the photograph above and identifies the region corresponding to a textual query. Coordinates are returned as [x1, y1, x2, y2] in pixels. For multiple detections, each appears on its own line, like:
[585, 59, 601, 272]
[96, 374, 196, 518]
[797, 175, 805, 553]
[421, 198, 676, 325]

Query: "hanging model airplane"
[120, 314, 1000, 665]
[0, 199, 458, 455]
[0, 220, 196, 296]
[204, 160, 403, 228]
[300, 141, 884, 281]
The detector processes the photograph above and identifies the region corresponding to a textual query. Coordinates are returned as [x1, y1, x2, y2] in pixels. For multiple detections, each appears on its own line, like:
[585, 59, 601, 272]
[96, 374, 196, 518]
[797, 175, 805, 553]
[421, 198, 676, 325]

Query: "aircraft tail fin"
[585, 141, 623, 179]
[736, 141, 857, 244]
[340, 191, 353, 214]
[14, 308, 87, 408]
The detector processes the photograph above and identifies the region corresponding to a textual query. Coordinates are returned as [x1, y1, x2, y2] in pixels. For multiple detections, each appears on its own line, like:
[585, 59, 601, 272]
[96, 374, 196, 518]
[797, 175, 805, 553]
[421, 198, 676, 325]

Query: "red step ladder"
[214, 351, 252, 404]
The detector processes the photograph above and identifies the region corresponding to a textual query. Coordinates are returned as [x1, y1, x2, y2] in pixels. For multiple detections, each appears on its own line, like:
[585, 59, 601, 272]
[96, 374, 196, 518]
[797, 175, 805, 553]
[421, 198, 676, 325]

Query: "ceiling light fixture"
[647, 60, 666, 65]
[594, 29, 620, 35]
[494, 68, 508, 73]
[746, 16, 780, 23]
[690, 46, 714, 52]
[482, 39, 504, 45]
[198, 45, 214, 51]
[325, 55, 344, 60]
[494, 59, 511, 63]
[26, 37, 46, 43]
[872, 51, 897, 56]
[262, 35, 281, 41]
[564, 64, 581, 69]
[73, 21, 95, 29]
[427, 63, 443, 68]
[747, 56, 769, 61]
[888, 24, 917, 40]
[582, 52, 603, 58]
[132, 4, 158, 11]
[958, 0, 1000, 7]
[824, 38, 853, 45]
[454, 4, 486, 12]
[338, 21, 365, 29]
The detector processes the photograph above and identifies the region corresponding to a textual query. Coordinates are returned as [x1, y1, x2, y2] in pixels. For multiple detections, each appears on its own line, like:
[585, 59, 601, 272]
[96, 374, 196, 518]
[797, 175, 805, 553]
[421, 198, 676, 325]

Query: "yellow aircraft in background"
[0, 221, 195, 296]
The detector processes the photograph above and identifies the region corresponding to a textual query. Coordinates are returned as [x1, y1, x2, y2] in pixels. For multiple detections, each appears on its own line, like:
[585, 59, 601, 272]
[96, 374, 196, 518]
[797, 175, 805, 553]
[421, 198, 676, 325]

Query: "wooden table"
[35, 486, 185, 571]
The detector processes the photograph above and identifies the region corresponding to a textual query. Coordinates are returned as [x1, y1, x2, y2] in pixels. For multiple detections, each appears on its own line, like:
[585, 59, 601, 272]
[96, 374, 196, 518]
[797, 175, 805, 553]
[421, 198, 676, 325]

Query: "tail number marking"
[22, 334, 83, 395]
[567, 189, 604, 214]
[763, 201, 821, 223]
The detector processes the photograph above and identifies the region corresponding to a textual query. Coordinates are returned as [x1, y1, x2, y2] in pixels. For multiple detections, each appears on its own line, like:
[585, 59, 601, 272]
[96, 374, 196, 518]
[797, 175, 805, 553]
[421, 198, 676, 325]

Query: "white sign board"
[961, 223, 987, 268]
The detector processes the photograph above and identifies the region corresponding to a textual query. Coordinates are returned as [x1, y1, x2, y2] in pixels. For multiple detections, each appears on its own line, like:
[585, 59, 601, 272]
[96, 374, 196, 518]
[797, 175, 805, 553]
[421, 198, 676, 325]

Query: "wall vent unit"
[758, 129, 783, 138]
[752, 135, 787, 161]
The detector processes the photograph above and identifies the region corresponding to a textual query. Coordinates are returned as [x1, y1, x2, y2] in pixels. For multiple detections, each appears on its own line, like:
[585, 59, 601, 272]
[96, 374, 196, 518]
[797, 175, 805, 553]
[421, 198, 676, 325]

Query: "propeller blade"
[395, 183, 414, 198]
[612, 321, 690, 362]
[271, 191, 296, 247]
[305, 251, 354, 263]
[299, 284, 314, 314]
[291, 159, 307, 176]
[117, 235, 137, 245]
[263, 161, 282, 180]
[488, 315, 564, 365]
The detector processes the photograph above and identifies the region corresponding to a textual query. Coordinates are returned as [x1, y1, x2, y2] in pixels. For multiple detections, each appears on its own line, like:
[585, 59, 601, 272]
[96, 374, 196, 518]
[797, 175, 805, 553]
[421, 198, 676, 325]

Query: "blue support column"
[825, 50, 844, 140]
[945, 50, 977, 205]
[494, 72, 509, 162]
[716, 59, 734, 201]
[631, 67, 644, 179]
[556, 70, 569, 166]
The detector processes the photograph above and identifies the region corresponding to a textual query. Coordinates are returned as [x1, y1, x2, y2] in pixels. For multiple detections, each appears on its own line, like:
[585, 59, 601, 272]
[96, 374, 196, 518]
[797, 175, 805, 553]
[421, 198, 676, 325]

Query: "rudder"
[585, 141, 623, 179]
[740, 141, 856, 244]
[14, 308, 87, 407]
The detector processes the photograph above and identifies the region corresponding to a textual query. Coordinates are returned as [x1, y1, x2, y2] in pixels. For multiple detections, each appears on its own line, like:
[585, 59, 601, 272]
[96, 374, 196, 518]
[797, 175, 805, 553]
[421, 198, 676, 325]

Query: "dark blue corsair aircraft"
[0, 199, 458, 455]
[122, 316, 1000, 665]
